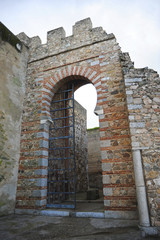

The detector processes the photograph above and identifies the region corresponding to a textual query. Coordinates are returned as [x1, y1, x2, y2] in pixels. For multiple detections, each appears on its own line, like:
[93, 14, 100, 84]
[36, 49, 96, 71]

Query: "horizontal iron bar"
[48, 182, 74, 185]
[50, 106, 73, 113]
[49, 125, 73, 130]
[51, 115, 73, 121]
[54, 88, 73, 94]
[49, 135, 73, 140]
[48, 157, 73, 160]
[48, 147, 72, 151]
[48, 191, 75, 194]
[48, 168, 75, 172]
[52, 97, 73, 104]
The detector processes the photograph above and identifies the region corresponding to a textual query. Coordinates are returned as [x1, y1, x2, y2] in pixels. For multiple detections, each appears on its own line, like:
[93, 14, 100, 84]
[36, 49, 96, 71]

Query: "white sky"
[1, 0, 160, 128]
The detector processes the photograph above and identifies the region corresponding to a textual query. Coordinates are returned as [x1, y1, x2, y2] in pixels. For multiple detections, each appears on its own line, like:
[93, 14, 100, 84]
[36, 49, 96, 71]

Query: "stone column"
[132, 149, 150, 227]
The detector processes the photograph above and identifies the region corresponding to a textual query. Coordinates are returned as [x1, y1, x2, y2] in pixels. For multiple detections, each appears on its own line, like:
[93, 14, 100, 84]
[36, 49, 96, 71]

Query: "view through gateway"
[47, 82, 103, 212]
[74, 83, 99, 129]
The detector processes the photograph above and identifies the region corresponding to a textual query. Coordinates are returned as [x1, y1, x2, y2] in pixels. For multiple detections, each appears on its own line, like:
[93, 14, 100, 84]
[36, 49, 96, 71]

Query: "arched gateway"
[14, 18, 159, 229]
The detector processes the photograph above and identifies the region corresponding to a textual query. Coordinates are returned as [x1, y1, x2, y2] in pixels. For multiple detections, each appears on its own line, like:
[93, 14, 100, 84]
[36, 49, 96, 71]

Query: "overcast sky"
[1, 0, 160, 128]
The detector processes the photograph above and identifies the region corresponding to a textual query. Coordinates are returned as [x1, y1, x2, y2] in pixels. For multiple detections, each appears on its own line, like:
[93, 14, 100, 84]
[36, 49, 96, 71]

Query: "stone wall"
[0, 23, 28, 215]
[16, 18, 137, 219]
[121, 52, 160, 226]
[87, 128, 102, 190]
[0, 18, 158, 228]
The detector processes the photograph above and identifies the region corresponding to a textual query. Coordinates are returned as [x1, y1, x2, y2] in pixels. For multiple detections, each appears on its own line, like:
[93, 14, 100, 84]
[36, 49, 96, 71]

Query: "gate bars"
[47, 84, 76, 209]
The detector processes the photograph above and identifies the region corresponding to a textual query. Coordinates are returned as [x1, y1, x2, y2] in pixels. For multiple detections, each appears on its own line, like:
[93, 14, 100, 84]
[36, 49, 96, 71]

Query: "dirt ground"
[0, 214, 160, 240]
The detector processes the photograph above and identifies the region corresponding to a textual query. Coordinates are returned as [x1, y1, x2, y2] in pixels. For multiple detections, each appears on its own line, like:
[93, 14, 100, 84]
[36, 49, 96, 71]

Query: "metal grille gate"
[47, 84, 76, 209]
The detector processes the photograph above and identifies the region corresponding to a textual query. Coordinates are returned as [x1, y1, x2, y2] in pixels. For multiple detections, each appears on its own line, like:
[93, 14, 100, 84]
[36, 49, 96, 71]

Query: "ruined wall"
[16, 18, 137, 220]
[1, 18, 159, 228]
[121, 53, 160, 226]
[0, 23, 28, 215]
[87, 128, 102, 190]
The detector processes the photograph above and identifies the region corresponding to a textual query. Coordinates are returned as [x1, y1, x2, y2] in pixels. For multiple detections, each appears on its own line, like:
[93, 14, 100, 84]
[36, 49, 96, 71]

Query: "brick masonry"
[16, 18, 137, 217]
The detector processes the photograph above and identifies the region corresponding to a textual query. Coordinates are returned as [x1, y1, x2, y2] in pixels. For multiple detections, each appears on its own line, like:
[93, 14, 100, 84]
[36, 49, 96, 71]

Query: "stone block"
[126, 90, 133, 95]
[125, 78, 142, 83]
[73, 18, 92, 35]
[128, 104, 142, 110]
[103, 188, 112, 196]
[100, 140, 111, 148]
[35, 150, 48, 157]
[101, 77, 110, 81]
[37, 132, 49, 139]
[91, 60, 100, 66]
[32, 189, 47, 197]
[39, 140, 48, 148]
[38, 158, 48, 167]
[34, 169, 48, 176]
[102, 163, 112, 171]
[103, 175, 111, 184]
[105, 210, 138, 219]
[130, 122, 145, 128]
[35, 199, 47, 207]
[47, 27, 66, 43]
[104, 200, 110, 207]
[36, 178, 47, 187]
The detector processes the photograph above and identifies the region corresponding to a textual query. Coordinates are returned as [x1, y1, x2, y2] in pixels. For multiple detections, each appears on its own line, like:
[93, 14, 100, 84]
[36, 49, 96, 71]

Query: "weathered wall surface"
[87, 128, 102, 190]
[0, 23, 28, 215]
[74, 100, 88, 192]
[121, 53, 160, 226]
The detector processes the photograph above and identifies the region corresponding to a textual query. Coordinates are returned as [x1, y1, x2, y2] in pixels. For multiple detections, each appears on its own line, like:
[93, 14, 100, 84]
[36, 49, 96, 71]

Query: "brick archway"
[16, 18, 137, 220]
[41, 65, 102, 120]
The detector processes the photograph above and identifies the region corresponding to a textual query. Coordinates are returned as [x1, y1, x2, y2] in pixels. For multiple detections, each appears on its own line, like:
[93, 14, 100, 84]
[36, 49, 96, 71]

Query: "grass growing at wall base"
[87, 127, 99, 131]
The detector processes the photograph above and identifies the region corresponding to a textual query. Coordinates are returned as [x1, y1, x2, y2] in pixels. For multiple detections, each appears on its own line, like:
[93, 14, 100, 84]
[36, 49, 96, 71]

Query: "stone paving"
[0, 214, 159, 240]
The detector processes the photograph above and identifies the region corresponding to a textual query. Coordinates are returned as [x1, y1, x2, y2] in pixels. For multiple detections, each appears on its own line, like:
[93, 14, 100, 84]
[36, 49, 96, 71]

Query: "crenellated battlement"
[17, 18, 115, 62]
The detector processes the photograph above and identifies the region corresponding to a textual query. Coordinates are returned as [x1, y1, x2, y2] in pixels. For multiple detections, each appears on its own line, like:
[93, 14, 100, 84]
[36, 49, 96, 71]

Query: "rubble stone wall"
[121, 53, 160, 226]
[87, 128, 102, 190]
[16, 18, 137, 220]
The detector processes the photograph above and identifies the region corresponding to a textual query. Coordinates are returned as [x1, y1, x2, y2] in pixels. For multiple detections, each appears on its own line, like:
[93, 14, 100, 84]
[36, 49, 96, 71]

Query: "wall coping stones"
[17, 18, 115, 62]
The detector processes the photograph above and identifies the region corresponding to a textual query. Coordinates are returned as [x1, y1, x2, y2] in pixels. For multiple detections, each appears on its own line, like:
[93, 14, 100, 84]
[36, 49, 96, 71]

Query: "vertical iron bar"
[72, 83, 76, 208]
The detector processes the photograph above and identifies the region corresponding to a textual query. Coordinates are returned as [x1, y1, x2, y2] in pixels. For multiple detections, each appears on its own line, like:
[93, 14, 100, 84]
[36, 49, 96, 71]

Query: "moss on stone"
[0, 112, 13, 183]
[0, 201, 5, 207]
[13, 77, 22, 87]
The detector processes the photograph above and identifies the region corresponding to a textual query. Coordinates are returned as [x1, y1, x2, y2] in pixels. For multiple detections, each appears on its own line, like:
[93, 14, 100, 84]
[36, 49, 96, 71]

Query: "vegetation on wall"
[0, 111, 12, 183]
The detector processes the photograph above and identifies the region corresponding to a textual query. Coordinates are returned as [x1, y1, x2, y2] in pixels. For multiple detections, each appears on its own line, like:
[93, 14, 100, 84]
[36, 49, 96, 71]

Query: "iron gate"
[47, 84, 76, 209]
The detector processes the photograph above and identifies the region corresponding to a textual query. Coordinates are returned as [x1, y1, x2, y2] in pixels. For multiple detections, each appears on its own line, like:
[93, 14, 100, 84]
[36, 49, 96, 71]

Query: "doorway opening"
[47, 80, 103, 213]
